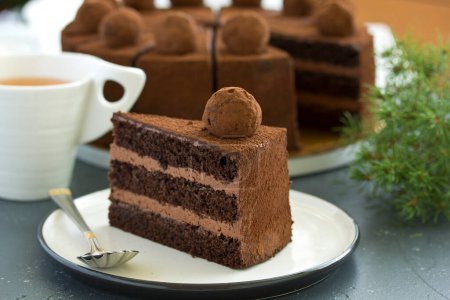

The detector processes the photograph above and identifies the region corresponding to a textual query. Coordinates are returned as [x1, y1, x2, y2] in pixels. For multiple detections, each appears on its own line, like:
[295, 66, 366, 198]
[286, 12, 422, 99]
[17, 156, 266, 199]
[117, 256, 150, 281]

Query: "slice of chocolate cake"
[108, 87, 292, 269]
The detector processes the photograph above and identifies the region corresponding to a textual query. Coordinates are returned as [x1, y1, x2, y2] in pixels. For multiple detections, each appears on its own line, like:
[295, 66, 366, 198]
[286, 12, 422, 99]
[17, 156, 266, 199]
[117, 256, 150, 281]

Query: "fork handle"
[48, 188, 105, 253]
[48, 188, 92, 234]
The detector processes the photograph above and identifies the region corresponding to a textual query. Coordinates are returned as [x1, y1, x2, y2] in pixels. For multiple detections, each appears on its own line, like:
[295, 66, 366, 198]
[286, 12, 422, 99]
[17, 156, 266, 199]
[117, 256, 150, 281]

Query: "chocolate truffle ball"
[170, 0, 203, 6]
[283, 0, 316, 16]
[315, 0, 355, 37]
[203, 87, 262, 138]
[232, 0, 261, 7]
[155, 12, 197, 55]
[99, 7, 143, 48]
[123, 0, 154, 10]
[74, 0, 114, 33]
[222, 13, 269, 55]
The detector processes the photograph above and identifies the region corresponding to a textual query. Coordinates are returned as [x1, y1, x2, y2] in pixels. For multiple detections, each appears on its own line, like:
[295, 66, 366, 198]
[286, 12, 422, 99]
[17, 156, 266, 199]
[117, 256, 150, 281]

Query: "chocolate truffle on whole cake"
[70, 7, 152, 65]
[108, 87, 292, 269]
[99, 7, 144, 49]
[61, 0, 115, 51]
[221, 12, 269, 55]
[153, 11, 198, 54]
[315, 0, 355, 37]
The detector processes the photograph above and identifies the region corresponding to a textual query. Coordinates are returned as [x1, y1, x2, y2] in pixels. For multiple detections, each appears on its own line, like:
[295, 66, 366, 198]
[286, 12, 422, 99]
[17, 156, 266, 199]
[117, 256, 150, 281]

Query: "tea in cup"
[0, 53, 146, 200]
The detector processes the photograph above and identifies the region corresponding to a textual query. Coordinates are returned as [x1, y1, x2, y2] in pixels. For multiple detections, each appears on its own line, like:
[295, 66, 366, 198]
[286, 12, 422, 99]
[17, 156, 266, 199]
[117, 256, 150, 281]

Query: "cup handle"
[78, 59, 146, 144]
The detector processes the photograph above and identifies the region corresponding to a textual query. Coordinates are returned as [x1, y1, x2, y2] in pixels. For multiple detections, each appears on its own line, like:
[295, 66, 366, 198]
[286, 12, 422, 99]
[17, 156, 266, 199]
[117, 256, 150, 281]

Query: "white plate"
[38, 189, 359, 298]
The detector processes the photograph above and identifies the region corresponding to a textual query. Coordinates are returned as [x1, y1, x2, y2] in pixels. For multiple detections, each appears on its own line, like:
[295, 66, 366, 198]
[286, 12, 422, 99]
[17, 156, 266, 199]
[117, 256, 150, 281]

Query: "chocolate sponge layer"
[109, 201, 246, 269]
[298, 104, 357, 128]
[295, 70, 360, 99]
[112, 114, 239, 183]
[270, 34, 359, 67]
[109, 160, 239, 223]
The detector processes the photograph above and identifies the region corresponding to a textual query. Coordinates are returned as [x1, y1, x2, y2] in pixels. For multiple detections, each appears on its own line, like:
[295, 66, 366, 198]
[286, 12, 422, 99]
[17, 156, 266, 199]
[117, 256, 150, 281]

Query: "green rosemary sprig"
[341, 36, 450, 223]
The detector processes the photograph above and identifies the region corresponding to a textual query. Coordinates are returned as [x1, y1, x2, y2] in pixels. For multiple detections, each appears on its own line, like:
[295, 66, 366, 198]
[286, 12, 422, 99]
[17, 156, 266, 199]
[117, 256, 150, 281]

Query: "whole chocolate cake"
[108, 87, 292, 269]
[62, 0, 375, 152]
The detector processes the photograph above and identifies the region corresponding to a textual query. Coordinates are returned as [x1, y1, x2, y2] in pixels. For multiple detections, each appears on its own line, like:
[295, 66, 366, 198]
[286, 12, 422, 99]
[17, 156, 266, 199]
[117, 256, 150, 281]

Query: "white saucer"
[38, 189, 359, 298]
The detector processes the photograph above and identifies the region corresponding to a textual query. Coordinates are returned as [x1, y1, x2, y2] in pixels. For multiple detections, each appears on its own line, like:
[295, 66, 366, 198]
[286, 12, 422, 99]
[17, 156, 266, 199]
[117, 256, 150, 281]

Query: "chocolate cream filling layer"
[110, 144, 239, 195]
[294, 59, 362, 77]
[110, 188, 242, 239]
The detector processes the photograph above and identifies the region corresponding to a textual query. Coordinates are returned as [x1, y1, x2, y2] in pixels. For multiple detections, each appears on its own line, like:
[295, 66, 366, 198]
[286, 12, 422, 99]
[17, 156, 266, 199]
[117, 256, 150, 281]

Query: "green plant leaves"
[342, 36, 450, 223]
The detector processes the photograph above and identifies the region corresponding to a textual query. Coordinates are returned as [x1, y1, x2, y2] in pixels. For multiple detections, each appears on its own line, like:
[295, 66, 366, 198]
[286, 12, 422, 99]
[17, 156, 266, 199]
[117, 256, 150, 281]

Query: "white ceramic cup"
[0, 53, 146, 201]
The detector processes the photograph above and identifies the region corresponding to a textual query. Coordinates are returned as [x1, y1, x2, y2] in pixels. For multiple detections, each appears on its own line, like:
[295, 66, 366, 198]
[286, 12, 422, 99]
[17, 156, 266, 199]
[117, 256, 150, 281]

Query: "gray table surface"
[0, 160, 449, 300]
